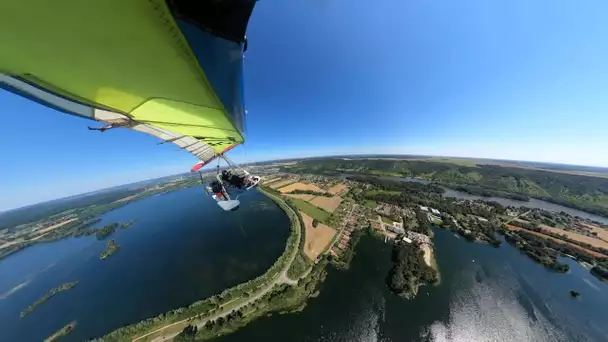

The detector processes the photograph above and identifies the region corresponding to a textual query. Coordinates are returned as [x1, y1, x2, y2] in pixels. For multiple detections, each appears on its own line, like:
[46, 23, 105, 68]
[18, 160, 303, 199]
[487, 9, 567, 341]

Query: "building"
[420, 206, 429, 212]
[387, 225, 405, 235]
[401, 236, 412, 244]
[407, 231, 431, 244]
[428, 213, 443, 224]
[431, 208, 440, 215]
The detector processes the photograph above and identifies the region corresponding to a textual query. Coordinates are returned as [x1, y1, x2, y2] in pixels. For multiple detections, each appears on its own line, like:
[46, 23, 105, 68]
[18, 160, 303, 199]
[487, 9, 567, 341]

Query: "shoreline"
[422, 242, 441, 286]
[99, 187, 315, 342]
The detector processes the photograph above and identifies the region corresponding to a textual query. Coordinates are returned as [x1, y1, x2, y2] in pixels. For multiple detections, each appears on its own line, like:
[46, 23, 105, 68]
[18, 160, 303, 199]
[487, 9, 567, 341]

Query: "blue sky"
[2, 0, 608, 211]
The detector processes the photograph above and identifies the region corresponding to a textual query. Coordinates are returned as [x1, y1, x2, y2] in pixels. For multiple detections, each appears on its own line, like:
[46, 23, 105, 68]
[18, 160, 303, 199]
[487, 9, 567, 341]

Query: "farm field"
[300, 212, 336, 261]
[540, 225, 608, 250]
[285, 194, 316, 201]
[289, 198, 330, 222]
[327, 183, 347, 195]
[578, 222, 608, 242]
[505, 225, 607, 258]
[310, 196, 342, 213]
[269, 179, 296, 189]
[278, 182, 325, 194]
[261, 177, 282, 185]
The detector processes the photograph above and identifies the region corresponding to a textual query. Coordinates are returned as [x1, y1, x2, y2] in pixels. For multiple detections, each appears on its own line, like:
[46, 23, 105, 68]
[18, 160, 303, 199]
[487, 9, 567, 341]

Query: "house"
[407, 231, 431, 244]
[420, 206, 429, 212]
[431, 208, 440, 215]
[401, 236, 412, 244]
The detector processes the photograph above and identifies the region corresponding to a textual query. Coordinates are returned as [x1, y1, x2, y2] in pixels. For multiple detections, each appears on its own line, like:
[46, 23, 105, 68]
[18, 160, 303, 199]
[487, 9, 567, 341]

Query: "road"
[504, 210, 532, 224]
[133, 190, 302, 342]
[326, 203, 357, 253]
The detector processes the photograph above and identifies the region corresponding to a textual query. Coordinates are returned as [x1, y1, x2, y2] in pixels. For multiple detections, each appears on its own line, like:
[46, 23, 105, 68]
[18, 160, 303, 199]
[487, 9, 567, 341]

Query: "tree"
[175, 324, 197, 341]
[312, 219, 319, 228]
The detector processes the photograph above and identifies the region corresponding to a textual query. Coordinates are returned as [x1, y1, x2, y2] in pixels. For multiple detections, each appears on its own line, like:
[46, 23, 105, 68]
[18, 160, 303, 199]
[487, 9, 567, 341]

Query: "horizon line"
[2, 152, 607, 214]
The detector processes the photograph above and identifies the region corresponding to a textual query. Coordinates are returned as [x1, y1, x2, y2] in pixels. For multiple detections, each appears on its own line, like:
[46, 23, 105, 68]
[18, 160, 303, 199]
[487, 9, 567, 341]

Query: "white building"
[420, 206, 429, 212]
[431, 208, 440, 215]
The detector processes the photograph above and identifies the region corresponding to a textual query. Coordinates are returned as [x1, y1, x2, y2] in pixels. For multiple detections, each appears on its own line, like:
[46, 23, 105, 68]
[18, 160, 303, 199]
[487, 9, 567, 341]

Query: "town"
[253, 160, 608, 284]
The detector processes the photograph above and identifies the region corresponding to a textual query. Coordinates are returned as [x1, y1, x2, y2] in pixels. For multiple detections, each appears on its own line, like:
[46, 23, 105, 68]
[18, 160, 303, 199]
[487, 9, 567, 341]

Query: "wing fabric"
[0, 0, 255, 167]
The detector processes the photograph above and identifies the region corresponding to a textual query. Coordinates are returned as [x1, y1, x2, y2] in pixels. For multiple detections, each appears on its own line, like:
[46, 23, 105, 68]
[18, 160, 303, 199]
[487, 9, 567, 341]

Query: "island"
[43, 321, 77, 342]
[100, 239, 119, 260]
[21, 281, 78, 318]
[0, 175, 202, 261]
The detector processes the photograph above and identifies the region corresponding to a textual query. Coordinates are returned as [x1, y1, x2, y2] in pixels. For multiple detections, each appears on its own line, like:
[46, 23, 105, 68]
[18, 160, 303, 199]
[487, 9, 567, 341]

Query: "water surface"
[0, 187, 290, 341]
[217, 230, 608, 341]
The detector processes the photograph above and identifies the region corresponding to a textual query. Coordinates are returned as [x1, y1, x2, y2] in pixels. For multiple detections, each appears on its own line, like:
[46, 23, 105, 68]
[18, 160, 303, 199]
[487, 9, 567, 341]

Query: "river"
[340, 173, 608, 224]
[216, 229, 608, 342]
[0, 187, 290, 341]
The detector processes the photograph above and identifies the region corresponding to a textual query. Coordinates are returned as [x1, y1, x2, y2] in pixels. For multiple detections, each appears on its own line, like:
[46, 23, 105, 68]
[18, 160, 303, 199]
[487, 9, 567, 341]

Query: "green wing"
[1, 0, 255, 164]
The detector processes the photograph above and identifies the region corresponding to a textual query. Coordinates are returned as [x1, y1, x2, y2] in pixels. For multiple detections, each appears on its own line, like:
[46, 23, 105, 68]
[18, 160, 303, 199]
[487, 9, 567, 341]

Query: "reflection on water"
[426, 265, 566, 342]
[216, 230, 608, 342]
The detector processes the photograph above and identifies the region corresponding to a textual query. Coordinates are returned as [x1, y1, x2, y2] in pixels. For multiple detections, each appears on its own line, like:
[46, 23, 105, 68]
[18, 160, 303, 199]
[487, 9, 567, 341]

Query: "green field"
[424, 157, 480, 167]
[369, 170, 404, 177]
[289, 199, 331, 222]
[364, 190, 401, 196]
[364, 200, 377, 208]
[380, 216, 394, 224]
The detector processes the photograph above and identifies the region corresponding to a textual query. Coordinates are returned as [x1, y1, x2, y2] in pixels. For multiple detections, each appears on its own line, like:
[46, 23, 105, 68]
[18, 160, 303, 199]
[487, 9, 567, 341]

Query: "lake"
[216, 229, 608, 342]
[0, 187, 290, 341]
[340, 173, 608, 224]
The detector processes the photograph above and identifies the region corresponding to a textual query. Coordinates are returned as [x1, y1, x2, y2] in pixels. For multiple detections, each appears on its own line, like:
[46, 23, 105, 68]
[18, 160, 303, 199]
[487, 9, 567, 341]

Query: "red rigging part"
[221, 144, 237, 154]
[191, 161, 205, 172]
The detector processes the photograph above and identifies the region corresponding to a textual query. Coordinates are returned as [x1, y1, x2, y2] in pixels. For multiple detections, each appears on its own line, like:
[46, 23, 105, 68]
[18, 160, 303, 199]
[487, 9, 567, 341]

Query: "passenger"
[210, 181, 226, 200]
[222, 170, 248, 189]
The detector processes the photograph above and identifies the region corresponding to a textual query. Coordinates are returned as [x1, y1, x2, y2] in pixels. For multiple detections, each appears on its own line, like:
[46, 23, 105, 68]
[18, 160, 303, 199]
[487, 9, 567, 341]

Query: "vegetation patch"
[44, 321, 77, 342]
[289, 198, 331, 222]
[100, 239, 119, 260]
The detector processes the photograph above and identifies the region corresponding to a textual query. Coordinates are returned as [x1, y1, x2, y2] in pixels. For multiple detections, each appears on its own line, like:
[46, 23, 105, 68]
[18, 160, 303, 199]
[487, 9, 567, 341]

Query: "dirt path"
[133, 191, 302, 342]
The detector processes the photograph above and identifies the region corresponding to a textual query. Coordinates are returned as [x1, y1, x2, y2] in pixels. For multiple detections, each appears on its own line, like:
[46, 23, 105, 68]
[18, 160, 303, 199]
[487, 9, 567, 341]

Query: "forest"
[292, 158, 608, 216]
[386, 243, 437, 298]
[288, 189, 333, 197]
